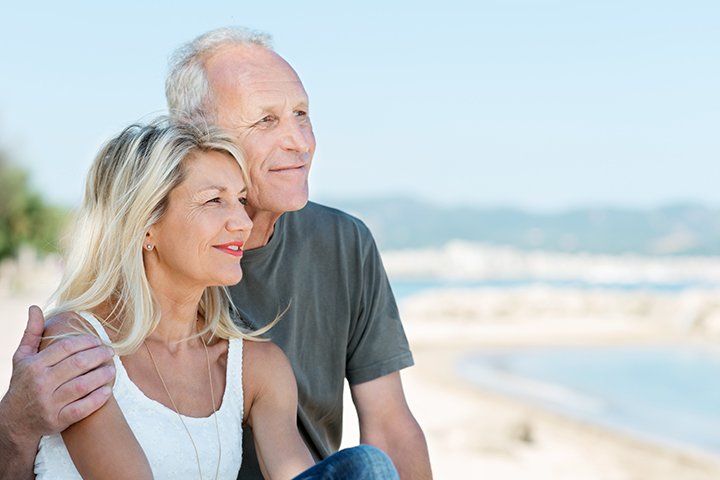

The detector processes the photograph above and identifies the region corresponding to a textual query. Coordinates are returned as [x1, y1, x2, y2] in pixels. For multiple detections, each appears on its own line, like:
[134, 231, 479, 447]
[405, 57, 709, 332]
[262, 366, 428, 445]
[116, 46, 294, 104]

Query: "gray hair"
[166, 26, 273, 123]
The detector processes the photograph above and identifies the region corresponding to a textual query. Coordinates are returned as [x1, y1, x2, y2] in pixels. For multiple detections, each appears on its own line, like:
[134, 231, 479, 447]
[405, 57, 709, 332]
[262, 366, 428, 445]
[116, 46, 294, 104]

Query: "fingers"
[36, 333, 109, 368]
[4, 347, 115, 437]
[54, 363, 116, 408]
[42, 343, 115, 388]
[57, 384, 113, 428]
[4, 311, 116, 438]
[14, 305, 46, 360]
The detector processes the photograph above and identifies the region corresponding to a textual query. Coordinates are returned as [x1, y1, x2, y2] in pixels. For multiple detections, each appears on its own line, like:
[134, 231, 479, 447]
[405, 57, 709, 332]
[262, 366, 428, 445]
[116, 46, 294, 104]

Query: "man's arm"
[0, 306, 115, 480]
[351, 371, 433, 480]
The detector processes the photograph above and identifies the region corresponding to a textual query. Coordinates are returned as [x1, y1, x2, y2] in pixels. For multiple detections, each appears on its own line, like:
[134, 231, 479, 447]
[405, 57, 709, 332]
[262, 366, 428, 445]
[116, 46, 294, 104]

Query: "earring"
[145, 244, 153, 251]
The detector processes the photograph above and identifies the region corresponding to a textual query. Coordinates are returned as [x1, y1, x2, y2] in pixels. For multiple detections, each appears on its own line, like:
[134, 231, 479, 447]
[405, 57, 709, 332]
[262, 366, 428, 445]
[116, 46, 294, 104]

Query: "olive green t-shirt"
[232, 202, 414, 479]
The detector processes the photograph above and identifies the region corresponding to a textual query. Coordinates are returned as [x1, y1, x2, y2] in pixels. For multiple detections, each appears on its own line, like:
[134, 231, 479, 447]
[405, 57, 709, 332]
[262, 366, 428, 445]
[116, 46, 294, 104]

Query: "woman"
[33, 118, 398, 479]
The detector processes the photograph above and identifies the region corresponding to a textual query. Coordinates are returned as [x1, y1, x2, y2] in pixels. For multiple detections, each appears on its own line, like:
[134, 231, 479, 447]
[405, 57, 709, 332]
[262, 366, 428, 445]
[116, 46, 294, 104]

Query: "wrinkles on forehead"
[204, 45, 308, 131]
[242, 82, 308, 114]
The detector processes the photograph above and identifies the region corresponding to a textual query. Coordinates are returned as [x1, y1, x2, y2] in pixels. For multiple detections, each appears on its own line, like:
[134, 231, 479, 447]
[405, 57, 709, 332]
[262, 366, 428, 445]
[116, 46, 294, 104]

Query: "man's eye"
[257, 115, 276, 125]
[206, 197, 221, 204]
[294, 110, 308, 118]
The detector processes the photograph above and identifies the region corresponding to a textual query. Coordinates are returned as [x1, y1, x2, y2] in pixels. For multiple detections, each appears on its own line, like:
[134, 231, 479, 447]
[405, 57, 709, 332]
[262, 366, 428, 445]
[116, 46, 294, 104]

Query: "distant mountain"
[320, 197, 720, 255]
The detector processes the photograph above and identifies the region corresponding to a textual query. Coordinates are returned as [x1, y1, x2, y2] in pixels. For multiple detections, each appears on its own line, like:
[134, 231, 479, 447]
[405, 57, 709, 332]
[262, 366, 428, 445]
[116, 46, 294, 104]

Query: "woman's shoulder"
[242, 340, 295, 394]
[44, 311, 93, 335]
[41, 311, 107, 349]
[242, 339, 290, 370]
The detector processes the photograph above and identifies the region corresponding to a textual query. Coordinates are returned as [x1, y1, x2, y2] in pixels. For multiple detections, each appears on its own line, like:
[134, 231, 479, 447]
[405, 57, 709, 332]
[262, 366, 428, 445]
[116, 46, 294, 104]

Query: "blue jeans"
[292, 445, 399, 479]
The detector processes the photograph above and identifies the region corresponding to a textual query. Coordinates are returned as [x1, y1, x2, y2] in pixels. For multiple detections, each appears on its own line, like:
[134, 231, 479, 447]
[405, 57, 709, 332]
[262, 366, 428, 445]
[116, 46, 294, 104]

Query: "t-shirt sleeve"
[345, 231, 414, 385]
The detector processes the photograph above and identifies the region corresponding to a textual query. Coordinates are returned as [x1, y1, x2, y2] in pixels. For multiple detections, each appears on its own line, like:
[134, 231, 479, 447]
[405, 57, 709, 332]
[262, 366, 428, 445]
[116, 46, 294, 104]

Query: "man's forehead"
[207, 45, 299, 83]
[209, 50, 306, 92]
[242, 80, 308, 98]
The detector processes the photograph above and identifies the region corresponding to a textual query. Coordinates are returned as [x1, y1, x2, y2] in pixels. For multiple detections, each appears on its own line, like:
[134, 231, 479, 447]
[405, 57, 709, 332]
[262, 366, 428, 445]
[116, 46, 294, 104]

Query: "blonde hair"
[166, 26, 273, 123]
[47, 117, 270, 355]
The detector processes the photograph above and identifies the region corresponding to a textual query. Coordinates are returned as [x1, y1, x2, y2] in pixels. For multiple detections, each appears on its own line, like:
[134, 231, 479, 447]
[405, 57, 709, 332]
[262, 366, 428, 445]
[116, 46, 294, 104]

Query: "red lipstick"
[214, 241, 244, 257]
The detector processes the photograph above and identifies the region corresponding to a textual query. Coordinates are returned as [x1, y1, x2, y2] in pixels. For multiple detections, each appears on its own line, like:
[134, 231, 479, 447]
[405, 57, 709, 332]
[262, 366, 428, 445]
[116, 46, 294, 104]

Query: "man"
[0, 27, 432, 479]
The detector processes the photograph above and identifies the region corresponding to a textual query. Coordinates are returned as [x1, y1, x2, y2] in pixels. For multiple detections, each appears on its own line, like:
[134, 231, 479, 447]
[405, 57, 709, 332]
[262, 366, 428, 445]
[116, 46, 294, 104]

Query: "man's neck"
[245, 210, 283, 250]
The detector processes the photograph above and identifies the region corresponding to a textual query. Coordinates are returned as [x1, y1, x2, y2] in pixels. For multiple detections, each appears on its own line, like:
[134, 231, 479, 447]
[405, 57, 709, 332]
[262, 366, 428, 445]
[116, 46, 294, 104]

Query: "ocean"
[457, 345, 720, 456]
[390, 277, 720, 299]
[391, 278, 720, 457]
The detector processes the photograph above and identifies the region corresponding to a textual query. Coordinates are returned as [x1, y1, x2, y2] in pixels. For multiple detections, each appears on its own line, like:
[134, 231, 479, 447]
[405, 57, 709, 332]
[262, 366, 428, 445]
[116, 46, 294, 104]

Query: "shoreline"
[394, 290, 720, 479]
[403, 338, 720, 479]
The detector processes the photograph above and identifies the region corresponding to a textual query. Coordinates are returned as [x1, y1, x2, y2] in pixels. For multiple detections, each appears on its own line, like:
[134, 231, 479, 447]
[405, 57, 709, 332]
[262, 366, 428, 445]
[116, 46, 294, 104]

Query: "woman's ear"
[144, 230, 155, 251]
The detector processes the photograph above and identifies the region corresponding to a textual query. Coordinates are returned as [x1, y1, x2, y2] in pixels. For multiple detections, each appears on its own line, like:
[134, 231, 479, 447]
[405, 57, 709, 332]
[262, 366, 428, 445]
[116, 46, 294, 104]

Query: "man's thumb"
[16, 305, 46, 358]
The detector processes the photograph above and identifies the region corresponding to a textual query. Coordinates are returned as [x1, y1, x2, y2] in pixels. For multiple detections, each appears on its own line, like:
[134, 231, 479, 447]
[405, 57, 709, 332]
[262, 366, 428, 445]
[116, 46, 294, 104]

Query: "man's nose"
[281, 120, 313, 154]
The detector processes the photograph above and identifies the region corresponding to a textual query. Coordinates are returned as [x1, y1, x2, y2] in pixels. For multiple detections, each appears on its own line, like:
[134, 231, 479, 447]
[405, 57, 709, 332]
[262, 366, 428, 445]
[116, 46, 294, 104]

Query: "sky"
[0, 0, 718, 211]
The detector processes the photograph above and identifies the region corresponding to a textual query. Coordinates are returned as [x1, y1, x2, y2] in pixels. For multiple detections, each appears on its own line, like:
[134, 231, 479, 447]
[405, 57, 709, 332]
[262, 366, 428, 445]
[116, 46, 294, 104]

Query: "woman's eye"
[239, 197, 248, 206]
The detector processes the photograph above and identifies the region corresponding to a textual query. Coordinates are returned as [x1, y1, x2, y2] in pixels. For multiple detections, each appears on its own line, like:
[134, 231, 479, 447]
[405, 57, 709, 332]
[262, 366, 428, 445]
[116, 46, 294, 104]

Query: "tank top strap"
[76, 311, 113, 344]
[225, 338, 244, 416]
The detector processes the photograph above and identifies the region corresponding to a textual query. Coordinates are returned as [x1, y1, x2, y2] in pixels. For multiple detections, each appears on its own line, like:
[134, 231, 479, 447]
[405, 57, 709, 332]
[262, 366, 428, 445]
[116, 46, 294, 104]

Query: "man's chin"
[286, 196, 309, 212]
[246, 193, 309, 217]
[278, 188, 310, 213]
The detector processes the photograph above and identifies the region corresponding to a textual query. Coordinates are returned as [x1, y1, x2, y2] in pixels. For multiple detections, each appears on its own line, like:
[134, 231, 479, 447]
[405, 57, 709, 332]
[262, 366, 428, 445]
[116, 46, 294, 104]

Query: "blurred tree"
[0, 149, 69, 260]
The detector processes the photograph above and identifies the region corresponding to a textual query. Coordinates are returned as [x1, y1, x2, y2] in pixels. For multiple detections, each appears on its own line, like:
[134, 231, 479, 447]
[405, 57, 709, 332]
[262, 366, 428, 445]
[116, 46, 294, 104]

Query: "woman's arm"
[41, 313, 152, 480]
[243, 340, 314, 480]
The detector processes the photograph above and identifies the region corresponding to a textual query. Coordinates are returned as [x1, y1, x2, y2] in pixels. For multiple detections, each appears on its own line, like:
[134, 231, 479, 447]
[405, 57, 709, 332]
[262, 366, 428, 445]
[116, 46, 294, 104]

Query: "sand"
[393, 322, 720, 479]
[338, 288, 720, 479]
[2, 258, 720, 479]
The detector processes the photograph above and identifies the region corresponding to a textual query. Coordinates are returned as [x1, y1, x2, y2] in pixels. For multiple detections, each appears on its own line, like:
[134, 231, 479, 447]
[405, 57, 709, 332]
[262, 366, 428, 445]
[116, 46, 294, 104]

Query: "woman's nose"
[227, 204, 253, 232]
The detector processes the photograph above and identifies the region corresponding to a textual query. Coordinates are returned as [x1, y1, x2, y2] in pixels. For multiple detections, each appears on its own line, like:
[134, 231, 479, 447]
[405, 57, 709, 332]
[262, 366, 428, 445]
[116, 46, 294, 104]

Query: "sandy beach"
[2, 255, 720, 479]
[389, 290, 720, 480]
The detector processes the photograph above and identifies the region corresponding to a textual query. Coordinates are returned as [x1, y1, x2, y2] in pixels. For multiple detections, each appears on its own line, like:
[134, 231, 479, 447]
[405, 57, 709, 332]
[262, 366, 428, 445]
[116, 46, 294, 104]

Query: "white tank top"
[34, 312, 244, 479]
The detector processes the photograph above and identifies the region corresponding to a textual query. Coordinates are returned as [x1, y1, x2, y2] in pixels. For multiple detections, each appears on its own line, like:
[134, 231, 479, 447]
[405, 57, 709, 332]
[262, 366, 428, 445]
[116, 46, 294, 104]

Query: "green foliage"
[0, 151, 69, 261]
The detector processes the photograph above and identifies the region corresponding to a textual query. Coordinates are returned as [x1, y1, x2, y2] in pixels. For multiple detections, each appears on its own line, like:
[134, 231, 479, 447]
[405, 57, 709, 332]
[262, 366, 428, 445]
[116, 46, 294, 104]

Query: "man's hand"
[0, 306, 115, 480]
[351, 372, 433, 480]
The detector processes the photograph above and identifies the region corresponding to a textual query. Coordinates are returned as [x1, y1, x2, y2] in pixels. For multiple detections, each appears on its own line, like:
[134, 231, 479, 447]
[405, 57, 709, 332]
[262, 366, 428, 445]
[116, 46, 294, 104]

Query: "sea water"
[456, 346, 720, 455]
[390, 278, 720, 299]
[390, 279, 720, 456]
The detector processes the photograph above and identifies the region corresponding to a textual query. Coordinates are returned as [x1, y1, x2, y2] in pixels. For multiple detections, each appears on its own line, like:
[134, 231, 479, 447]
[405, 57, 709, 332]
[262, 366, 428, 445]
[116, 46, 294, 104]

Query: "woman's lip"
[215, 241, 244, 248]
[213, 241, 244, 257]
[214, 245, 244, 257]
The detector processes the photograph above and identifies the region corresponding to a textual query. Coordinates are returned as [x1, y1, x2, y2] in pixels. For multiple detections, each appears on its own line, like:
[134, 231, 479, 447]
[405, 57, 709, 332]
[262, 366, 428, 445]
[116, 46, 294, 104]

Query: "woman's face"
[145, 150, 253, 291]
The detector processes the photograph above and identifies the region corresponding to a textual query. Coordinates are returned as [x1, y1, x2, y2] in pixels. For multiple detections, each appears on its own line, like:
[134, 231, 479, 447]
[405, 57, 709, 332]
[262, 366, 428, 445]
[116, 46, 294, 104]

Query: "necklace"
[143, 335, 222, 480]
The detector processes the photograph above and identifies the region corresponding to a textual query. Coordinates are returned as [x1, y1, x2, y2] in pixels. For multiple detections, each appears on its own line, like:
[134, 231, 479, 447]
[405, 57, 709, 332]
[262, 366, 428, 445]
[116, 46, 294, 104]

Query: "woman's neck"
[145, 286, 205, 351]
[134, 260, 207, 350]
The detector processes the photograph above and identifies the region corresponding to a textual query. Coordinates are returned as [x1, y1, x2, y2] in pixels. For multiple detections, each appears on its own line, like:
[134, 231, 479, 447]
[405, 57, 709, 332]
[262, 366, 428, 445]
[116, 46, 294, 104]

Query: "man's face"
[204, 45, 316, 219]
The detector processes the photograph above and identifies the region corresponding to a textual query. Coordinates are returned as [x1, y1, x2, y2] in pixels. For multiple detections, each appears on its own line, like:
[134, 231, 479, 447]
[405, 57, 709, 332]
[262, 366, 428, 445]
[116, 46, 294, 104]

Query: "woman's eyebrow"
[195, 185, 247, 195]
